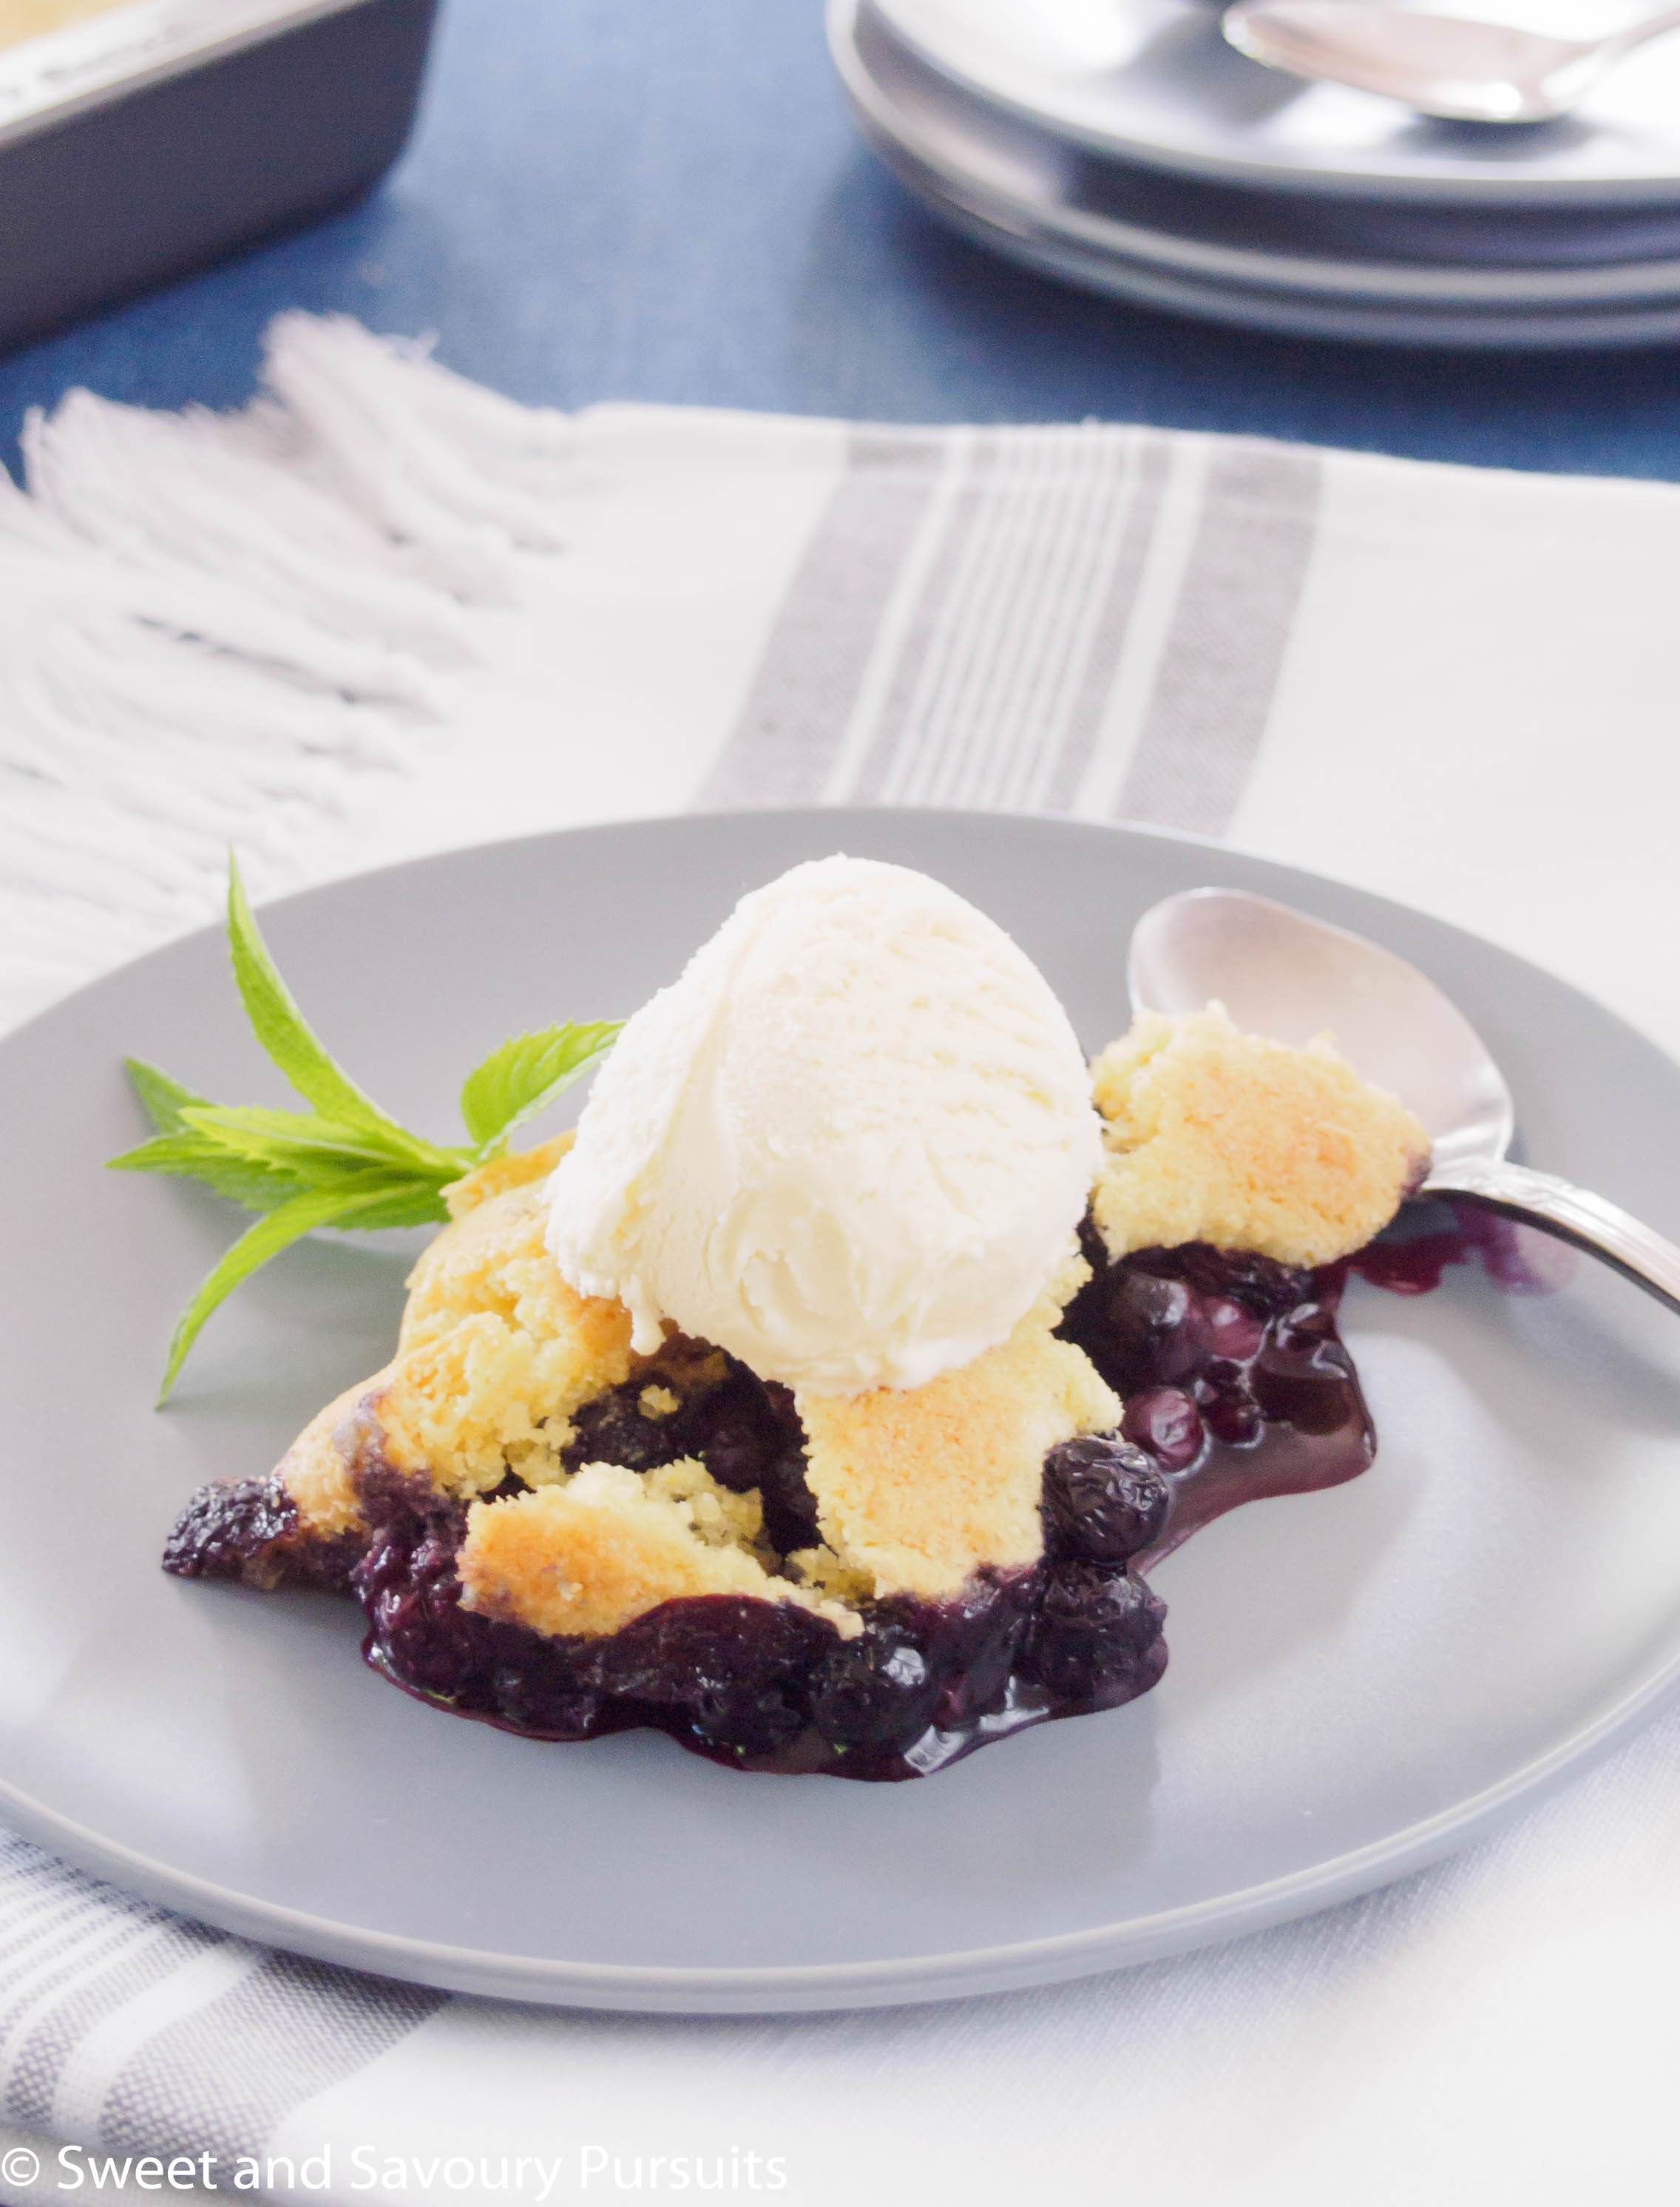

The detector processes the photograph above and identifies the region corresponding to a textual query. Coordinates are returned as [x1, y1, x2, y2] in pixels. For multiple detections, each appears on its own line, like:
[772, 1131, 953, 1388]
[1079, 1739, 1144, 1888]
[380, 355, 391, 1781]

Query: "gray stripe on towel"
[3, 1921, 225, 2134]
[0, 1831, 444, 2163]
[1114, 441, 1323, 837]
[0, 1836, 209, 2134]
[700, 423, 1309, 827]
[100, 1952, 445, 2163]
[694, 430, 947, 810]
[1042, 430, 1172, 814]
[847, 430, 1004, 805]
[854, 427, 1149, 812]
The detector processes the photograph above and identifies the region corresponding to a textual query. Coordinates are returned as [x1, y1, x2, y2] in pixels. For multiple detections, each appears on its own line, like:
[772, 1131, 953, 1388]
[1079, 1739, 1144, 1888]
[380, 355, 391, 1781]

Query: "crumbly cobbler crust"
[249, 1010, 1426, 1659]
[1091, 1006, 1429, 1269]
[458, 1462, 858, 1638]
[275, 1379, 376, 1541]
[796, 1257, 1119, 1599]
[273, 1143, 1108, 1632]
[379, 1135, 637, 1495]
[166, 1004, 1432, 1778]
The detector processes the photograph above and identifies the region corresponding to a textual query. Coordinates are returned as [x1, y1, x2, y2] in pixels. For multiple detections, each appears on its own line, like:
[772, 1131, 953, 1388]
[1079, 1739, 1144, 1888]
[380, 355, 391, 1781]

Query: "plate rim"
[3, 1652, 1677, 2012]
[7, 803, 1680, 2014]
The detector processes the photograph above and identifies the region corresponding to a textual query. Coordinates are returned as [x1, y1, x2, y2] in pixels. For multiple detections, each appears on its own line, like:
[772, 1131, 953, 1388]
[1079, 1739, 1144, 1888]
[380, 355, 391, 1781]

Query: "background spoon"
[1222, 0, 1680, 123]
[1128, 886, 1680, 1314]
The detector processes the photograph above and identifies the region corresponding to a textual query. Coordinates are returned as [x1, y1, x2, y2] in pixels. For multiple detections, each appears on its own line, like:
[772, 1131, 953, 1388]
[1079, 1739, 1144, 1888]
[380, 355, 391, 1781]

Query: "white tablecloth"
[3, 314, 1679, 2207]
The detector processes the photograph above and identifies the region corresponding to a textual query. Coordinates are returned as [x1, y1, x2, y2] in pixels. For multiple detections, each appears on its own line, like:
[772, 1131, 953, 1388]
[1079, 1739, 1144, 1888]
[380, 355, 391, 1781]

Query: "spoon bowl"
[1128, 887, 1680, 1314]
[1222, 0, 1680, 124]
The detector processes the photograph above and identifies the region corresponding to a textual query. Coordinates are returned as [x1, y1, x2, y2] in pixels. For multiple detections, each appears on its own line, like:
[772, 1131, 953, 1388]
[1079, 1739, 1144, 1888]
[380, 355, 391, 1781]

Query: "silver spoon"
[1222, 0, 1680, 123]
[1128, 887, 1680, 1315]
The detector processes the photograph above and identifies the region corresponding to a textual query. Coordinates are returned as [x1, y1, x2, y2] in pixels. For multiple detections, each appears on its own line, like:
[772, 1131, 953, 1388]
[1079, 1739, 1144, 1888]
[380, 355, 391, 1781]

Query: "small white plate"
[869, 0, 1680, 204]
[5, 811, 1680, 2012]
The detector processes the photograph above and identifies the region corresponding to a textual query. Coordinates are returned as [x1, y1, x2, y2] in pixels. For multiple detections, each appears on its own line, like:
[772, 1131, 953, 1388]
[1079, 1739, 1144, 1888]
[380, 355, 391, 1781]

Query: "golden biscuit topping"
[276, 1380, 377, 1540]
[458, 1464, 857, 1640]
[377, 1177, 637, 1496]
[1091, 1005, 1429, 1268]
[268, 1002, 1423, 1643]
[797, 1258, 1120, 1600]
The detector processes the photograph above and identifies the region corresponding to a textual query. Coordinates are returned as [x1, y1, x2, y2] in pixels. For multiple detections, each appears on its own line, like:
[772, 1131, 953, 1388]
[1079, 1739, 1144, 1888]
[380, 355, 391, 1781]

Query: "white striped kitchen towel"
[4, 314, 1680, 2207]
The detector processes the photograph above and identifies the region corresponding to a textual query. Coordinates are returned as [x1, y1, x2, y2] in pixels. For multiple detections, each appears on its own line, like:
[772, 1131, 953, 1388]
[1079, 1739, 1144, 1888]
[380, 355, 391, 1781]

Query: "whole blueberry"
[1042, 1434, 1171, 1564]
[1025, 1566, 1166, 1700]
[1105, 1268, 1195, 1384]
[1122, 1385, 1206, 1474]
[688, 1680, 807, 1757]
[811, 1623, 938, 1752]
[1196, 1294, 1267, 1365]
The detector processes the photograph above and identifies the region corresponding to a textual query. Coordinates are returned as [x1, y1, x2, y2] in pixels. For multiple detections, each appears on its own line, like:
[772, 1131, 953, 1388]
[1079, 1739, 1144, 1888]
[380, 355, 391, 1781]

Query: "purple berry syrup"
[164, 1206, 1530, 1780]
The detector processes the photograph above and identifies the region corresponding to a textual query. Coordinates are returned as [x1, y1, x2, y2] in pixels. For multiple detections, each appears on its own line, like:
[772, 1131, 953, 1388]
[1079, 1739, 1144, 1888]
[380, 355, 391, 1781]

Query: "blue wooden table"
[3, 0, 1678, 478]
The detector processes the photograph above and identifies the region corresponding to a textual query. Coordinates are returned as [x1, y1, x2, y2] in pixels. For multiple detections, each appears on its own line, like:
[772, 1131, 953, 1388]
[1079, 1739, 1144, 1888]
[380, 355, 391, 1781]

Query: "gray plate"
[836, 0, 1680, 348]
[869, 0, 1680, 205]
[5, 810, 1680, 2015]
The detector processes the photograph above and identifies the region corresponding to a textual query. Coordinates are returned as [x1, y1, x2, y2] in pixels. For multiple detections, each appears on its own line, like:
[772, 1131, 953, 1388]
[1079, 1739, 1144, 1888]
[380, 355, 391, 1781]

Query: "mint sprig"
[459, 1024, 623, 1152]
[108, 857, 620, 1403]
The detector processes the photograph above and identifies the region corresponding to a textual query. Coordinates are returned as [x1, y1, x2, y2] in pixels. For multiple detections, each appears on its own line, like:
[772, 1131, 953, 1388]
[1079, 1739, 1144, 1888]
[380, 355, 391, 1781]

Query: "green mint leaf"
[226, 856, 422, 1149]
[107, 1131, 309, 1212]
[178, 1103, 464, 1180]
[155, 1172, 422, 1405]
[119, 858, 623, 1398]
[124, 1058, 209, 1137]
[459, 1021, 621, 1155]
[328, 1186, 453, 1233]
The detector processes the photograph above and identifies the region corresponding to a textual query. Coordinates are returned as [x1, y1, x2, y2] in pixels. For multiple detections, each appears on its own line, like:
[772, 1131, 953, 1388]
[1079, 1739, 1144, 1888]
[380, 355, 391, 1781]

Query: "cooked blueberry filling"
[1057, 1225, 1375, 1556]
[1040, 1433, 1172, 1564]
[1023, 1565, 1168, 1703]
[1345, 1196, 1561, 1297]
[163, 1472, 361, 1593]
[166, 1215, 1480, 1780]
[563, 1355, 823, 1555]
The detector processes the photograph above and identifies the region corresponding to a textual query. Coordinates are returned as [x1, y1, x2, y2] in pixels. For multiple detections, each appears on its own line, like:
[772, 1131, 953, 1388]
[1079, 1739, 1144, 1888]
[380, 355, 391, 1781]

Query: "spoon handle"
[1611, 2, 1680, 58]
[1422, 1159, 1680, 1317]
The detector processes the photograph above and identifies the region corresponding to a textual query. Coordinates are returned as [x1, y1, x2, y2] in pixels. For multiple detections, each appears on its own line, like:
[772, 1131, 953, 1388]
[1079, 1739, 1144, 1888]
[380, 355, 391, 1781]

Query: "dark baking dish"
[0, 0, 438, 355]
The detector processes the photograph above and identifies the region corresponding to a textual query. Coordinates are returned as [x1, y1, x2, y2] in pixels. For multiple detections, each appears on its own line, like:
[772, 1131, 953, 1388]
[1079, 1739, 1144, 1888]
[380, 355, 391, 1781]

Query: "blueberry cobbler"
[162, 859, 1428, 1780]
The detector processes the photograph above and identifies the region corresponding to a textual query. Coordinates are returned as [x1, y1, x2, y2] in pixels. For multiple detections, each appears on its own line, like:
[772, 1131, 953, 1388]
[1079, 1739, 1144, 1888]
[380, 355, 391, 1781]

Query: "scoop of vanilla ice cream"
[544, 855, 1101, 1396]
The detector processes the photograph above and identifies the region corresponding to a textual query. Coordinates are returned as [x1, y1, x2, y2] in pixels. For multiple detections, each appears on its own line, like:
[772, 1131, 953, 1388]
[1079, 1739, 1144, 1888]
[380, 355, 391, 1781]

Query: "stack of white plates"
[829, 0, 1680, 345]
